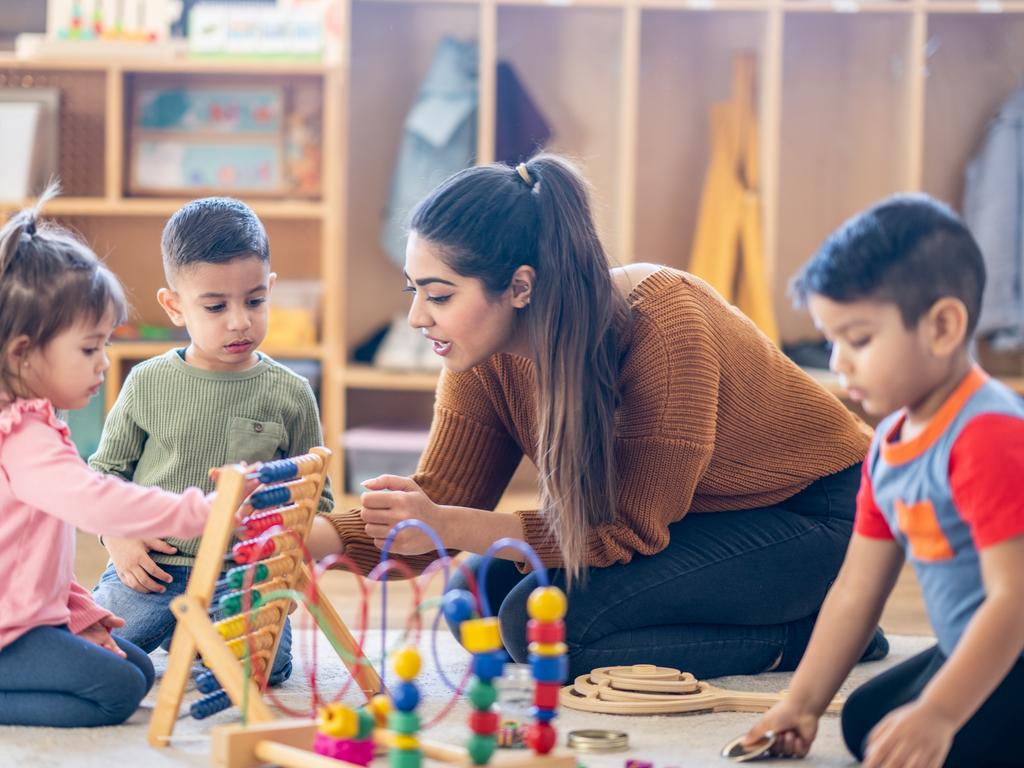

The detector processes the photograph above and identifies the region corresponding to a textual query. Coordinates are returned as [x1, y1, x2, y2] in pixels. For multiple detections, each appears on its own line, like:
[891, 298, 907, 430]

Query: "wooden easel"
[689, 52, 779, 344]
[148, 448, 382, 747]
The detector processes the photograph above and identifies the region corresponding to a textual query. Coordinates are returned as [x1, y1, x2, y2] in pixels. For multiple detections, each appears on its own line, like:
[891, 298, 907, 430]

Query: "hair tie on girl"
[516, 163, 535, 188]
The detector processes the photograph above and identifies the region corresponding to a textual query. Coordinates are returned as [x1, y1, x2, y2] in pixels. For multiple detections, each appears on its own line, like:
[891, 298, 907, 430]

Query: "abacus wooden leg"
[294, 566, 383, 699]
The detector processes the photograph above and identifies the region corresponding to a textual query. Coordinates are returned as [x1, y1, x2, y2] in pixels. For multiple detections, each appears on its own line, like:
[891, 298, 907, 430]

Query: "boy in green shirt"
[91, 197, 333, 685]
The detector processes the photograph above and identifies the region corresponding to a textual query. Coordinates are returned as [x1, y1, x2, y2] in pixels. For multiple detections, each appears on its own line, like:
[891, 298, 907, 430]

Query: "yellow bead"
[528, 641, 568, 657]
[318, 703, 358, 738]
[393, 734, 420, 751]
[527, 587, 567, 622]
[393, 646, 422, 681]
[369, 693, 391, 725]
[459, 617, 503, 654]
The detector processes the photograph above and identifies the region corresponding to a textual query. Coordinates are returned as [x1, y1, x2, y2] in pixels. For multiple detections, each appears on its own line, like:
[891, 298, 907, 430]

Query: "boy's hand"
[744, 699, 819, 758]
[78, 616, 127, 658]
[864, 701, 955, 768]
[105, 537, 177, 593]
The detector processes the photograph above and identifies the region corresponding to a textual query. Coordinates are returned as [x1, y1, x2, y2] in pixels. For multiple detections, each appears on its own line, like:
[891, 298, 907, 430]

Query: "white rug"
[0, 630, 934, 767]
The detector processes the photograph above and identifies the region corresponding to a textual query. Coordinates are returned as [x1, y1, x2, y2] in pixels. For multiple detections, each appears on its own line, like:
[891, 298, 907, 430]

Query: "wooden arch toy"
[560, 664, 844, 715]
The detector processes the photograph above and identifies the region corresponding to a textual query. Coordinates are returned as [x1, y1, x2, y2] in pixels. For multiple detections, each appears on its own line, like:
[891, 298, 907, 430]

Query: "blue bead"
[441, 590, 476, 626]
[472, 650, 507, 682]
[249, 486, 290, 509]
[257, 459, 298, 483]
[391, 681, 420, 712]
[191, 690, 232, 719]
[530, 706, 558, 722]
[528, 653, 568, 684]
[194, 670, 222, 694]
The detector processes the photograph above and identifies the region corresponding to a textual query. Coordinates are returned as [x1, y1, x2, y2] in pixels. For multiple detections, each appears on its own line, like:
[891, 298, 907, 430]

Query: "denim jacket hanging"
[380, 37, 479, 267]
[964, 85, 1024, 349]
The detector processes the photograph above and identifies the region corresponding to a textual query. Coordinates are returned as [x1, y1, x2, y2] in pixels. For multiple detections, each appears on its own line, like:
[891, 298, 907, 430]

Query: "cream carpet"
[0, 631, 934, 767]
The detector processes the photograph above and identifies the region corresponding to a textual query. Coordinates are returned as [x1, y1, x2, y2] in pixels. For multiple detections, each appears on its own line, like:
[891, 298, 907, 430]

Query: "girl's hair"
[410, 154, 629, 582]
[0, 184, 128, 398]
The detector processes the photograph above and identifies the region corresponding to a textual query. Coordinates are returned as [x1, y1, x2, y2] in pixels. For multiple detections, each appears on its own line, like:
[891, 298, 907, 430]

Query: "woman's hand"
[360, 475, 445, 555]
[864, 701, 955, 768]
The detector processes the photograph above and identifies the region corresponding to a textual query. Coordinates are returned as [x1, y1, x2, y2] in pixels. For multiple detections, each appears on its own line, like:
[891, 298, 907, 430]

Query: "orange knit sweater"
[328, 268, 871, 574]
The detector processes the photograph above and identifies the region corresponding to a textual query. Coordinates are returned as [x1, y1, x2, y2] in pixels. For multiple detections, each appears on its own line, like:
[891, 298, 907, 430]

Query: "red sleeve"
[854, 457, 894, 540]
[949, 413, 1024, 549]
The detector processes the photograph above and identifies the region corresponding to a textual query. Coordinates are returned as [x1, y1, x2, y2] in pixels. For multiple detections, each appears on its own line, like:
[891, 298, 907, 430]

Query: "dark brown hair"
[0, 184, 128, 398]
[161, 197, 269, 285]
[410, 154, 629, 582]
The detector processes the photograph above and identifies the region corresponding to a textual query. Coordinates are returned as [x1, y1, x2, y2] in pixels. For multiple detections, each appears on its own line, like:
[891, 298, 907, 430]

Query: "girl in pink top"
[0, 188, 212, 727]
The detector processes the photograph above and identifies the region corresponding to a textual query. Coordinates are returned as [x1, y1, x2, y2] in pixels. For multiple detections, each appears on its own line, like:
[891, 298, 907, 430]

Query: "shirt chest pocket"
[225, 417, 286, 464]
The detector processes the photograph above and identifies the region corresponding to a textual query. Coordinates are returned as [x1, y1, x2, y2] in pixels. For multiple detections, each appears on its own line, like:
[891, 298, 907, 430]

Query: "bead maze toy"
[205, 524, 577, 767]
[560, 664, 843, 715]
[148, 448, 382, 748]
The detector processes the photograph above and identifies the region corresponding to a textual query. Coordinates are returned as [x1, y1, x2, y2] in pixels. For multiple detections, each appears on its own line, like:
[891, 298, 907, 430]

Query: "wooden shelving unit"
[4, 0, 1023, 500]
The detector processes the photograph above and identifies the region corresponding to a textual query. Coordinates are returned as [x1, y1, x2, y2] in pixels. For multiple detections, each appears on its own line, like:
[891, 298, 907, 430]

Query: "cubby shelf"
[5, 0, 1022, 492]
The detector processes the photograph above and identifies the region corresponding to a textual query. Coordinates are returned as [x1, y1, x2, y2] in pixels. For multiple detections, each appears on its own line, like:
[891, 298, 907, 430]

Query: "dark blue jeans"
[0, 625, 154, 726]
[447, 463, 864, 679]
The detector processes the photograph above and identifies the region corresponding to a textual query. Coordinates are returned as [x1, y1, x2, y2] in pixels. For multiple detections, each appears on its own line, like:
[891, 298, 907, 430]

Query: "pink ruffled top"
[0, 399, 210, 650]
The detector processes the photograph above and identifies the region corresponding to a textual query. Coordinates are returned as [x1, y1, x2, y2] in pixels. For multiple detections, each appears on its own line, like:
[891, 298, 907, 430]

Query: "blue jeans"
[92, 563, 292, 686]
[447, 463, 875, 679]
[0, 625, 154, 726]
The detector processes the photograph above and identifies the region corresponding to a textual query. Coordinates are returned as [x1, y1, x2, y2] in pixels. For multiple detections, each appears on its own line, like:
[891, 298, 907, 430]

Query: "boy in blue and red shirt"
[745, 194, 1024, 767]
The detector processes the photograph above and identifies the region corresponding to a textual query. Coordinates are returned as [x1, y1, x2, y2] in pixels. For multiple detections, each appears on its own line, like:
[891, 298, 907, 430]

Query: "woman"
[309, 154, 883, 678]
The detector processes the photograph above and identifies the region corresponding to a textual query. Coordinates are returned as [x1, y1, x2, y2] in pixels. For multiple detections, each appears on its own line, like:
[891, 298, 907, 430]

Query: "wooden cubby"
[4, 0, 1024, 501]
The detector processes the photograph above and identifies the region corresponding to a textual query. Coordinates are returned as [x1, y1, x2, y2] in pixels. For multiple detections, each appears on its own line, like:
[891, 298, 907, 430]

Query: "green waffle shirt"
[89, 349, 334, 565]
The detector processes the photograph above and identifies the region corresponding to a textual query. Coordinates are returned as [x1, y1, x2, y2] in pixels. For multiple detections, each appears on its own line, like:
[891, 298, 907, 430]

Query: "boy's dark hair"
[792, 193, 986, 335]
[160, 197, 269, 285]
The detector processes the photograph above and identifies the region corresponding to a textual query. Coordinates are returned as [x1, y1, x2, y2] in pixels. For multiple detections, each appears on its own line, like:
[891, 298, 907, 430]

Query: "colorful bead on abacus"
[313, 703, 374, 766]
[525, 585, 568, 755]
[464, 623, 504, 764]
[388, 646, 422, 768]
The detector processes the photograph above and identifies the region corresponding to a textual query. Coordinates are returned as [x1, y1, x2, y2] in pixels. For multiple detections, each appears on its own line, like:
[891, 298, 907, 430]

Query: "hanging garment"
[963, 85, 1024, 350]
[688, 53, 778, 344]
[495, 61, 552, 165]
[380, 37, 479, 267]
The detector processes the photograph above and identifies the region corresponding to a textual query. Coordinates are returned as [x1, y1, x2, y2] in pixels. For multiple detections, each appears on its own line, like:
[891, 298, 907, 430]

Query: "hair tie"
[24, 220, 36, 236]
[516, 162, 535, 188]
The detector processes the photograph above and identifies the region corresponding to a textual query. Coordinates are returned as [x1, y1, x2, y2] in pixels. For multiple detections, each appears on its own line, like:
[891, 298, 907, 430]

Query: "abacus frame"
[148, 448, 382, 747]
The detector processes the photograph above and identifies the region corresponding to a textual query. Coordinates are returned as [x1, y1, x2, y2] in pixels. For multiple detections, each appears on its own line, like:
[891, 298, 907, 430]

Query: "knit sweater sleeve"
[515, 302, 719, 568]
[285, 375, 335, 515]
[88, 369, 145, 481]
[327, 367, 523, 576]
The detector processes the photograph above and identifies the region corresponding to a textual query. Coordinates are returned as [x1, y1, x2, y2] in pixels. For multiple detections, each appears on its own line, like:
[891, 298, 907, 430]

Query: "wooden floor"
[74, 532, 932, 636]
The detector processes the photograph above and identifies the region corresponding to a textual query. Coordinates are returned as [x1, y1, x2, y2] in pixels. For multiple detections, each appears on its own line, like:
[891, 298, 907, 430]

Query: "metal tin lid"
[566, 729, 630, 752]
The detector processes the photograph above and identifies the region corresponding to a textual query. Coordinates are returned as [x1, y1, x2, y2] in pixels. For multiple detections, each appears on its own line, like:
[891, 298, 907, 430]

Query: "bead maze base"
[212, 719, 577, 768]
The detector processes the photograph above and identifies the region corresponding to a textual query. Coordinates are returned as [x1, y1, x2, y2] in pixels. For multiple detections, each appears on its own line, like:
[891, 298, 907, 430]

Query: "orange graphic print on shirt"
[895, 499, 954, 562]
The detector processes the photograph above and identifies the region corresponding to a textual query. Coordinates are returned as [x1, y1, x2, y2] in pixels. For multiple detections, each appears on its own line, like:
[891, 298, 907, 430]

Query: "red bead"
[527, 619, 564, 644]
[525, 722, 557, 754]
[534, 682, 561, 710]
[469, 709, 499, 735]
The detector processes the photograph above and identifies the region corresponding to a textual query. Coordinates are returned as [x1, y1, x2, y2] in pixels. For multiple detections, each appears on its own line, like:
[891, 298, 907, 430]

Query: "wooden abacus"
[148, 448, 382, 747]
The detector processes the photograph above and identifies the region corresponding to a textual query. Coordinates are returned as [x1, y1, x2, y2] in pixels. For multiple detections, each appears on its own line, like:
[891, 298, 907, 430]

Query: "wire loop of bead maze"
[148, 447, 382, 748]
[204, 525, 577, 767]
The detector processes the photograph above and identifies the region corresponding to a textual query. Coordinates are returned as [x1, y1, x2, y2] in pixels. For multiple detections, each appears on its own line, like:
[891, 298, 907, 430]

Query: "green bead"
[388, 710, 421, 735]
[227, 562, 268, 589]
[468, 679, 497, 709]
[467, 734, 496, 765]
[356, 707, 376, 739]
[389, 748, 421, 768]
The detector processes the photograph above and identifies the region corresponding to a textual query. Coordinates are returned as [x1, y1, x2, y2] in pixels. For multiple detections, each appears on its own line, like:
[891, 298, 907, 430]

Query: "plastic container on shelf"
[341, 425, 430, 495]
[266, 279, 322, 346]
